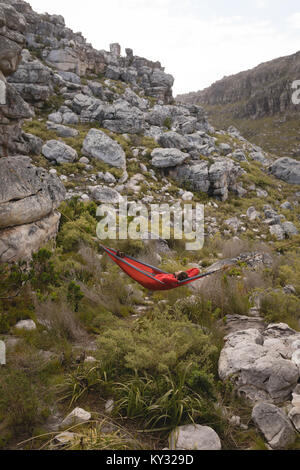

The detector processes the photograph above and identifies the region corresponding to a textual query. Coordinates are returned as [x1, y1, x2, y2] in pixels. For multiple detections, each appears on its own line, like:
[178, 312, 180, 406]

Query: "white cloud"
[287, 12, 300, 29]
[27, 1, 300, 95]
[255, 0, 268, 9]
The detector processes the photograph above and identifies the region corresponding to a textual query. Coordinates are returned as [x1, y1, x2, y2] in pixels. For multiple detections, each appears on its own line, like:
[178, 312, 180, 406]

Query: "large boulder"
[0, 156, 65, 263]
[218, 324, 300, 403]
[42, 140, 78, 164]
[88, 186, 123, 204]
[82, 129, 126, 169]
[158, 131, 190, 150]
[0, 156, 66, 228]
[270, 158, 300, 185]
[169, 424, 221, 450]
[151, 148, 189, 168]
[0, 212, 61, 263]
[252, 402, 296, 449]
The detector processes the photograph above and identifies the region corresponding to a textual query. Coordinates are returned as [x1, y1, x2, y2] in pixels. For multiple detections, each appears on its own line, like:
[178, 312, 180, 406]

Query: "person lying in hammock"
[154, 268, 200, 287]
[116, 250, 200, 287]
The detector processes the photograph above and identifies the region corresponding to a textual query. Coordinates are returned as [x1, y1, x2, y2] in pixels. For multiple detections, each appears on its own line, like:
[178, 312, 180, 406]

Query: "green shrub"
[260, 290, 300, 330]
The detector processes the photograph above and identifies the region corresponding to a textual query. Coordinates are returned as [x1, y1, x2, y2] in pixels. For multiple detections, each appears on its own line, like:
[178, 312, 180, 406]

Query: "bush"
[96, 310, 218, 376]
[260, 290, 300, 330]
[0, 370, 46, 435]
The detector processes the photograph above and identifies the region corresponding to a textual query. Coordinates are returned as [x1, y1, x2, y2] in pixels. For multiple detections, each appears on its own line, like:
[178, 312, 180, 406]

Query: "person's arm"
[186, 268, 200, 278]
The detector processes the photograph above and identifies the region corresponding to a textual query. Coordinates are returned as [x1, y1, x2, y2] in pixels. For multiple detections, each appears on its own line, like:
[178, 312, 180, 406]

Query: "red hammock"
[101, 245, 219, 291]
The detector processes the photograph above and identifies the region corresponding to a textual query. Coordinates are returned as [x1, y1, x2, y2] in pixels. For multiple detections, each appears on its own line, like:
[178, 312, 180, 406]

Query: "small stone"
[60, 407, 91, 429]
[15, 320, 36, 331]
[54, 432, 78, 445]
[105, 399, 114, 415]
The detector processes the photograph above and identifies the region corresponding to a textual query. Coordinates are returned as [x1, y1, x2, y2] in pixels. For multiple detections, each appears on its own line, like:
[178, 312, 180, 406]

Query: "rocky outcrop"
[177, 50, 300, 119]
[172, 158, 242, 201]
[8, 49, 55, 106]
[219, 323, 300, 403]
[0, 156, 66, 262]
[2, 0, 174, 104]
[0, 1, 33, 156]
[270, 157, 300, 185]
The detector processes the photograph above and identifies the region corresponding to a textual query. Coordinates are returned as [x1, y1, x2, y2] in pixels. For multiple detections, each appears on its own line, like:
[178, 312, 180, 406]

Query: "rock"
[54, 432, 78, 445]
[252, 402, 296, 449]
[151, 148, 189, 168]
[84, 356, 97, 364]
[232, 150, 247, 162]
[158, 131, 190, 150]
[169, 424, 221, 450]
[257, 188, 268, 198]
[42, 140, 78, 164]
[250, 151, 269, 166]
[182, 191, 194, 201]
[282, 221, 298, 237]
[0, 156, 65, 229]
[219, 325, 300, 402]
[270, 224, 285, 240]
[63, 111, 79, 125]
[0, 3, 33, 157]
[82, 129, 126, 169]
[288, 407, 300, 432]
[60, 407, 91, 429]
[103, 172, 116, 184]
[123, 87, 148, 110]
[229, 416, 241, 427]
[79, 157, 89, 164]
[219, 142, 231, 155]
[58, 71, 81, 84]
[281, 201, 292, 210]
[20, 132, 43, 156]
[0, 212, 61, 263]
[225, 217, 241, 234]
[48, 112, 63, 124]
[46, 122, 78, 138]
[283, 285, 296, 295]
[89, 186, 123, 204]
[8, 50, 54, 105]
[247, 207, 261, 221]
[224, 315, 266, 334]
[105, 399, 114, 415]
[87, 80, 103, 98]
[270, 158, 300, 185]
[15, 319, 36, 331]
[292, 350, 300, 368]
[0, 156, 65, 263]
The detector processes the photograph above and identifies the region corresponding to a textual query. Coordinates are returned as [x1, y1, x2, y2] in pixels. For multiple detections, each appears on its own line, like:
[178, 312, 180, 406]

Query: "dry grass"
[34, 299, 87, 343]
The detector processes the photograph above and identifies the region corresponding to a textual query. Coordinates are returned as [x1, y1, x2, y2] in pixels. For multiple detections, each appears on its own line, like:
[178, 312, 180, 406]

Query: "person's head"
[175, 271, 188, 282]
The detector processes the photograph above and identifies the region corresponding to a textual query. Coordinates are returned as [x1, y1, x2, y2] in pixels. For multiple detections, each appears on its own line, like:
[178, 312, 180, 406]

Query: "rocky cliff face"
[0, 2, 33, 156]
[177, 50, 300, 118]
[177, 51, 300, 158]
[3, 0, 174, 105]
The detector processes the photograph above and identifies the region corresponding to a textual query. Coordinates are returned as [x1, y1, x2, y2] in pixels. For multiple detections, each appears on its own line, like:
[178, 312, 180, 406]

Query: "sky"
[27, 0, 300, 95]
